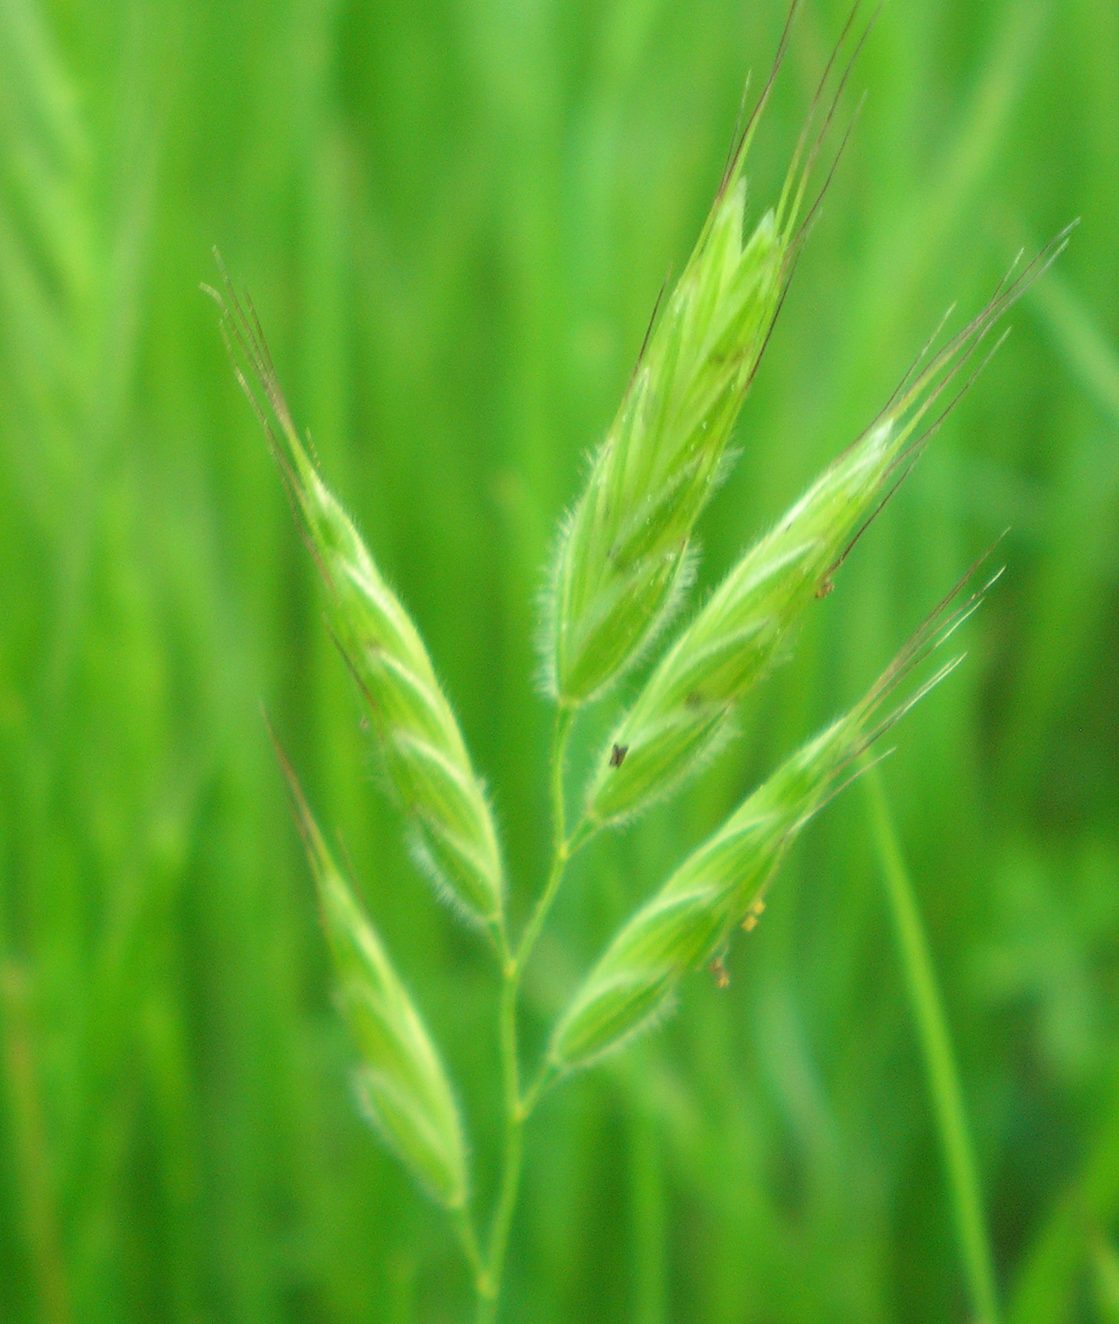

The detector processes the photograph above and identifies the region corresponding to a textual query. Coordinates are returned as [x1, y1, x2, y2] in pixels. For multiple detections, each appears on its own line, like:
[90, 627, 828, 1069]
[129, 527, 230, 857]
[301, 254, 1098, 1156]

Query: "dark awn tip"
[717, 0, 801, 197]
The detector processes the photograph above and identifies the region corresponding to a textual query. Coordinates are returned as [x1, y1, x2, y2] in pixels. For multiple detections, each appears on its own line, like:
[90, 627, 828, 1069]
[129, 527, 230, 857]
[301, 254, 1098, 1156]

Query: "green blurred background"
[2, 0, 1116, 1319]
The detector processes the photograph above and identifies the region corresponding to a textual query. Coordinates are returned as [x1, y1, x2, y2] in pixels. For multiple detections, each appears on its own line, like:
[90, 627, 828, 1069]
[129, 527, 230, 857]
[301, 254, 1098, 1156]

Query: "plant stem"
[863, 764, 1000, 1324]
[478, 705, 576, 1320]
[477, 975, 525, 1323]
[514, 706, 576, 974]
[1, 962, 72, 1324]
[518, 1061, 557, 1121]
[452, 1206, 486, 1293]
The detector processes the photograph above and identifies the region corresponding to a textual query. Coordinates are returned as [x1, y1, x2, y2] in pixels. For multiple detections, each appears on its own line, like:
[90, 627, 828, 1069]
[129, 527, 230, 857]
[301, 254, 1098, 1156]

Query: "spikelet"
[270, 735, 470, 1209]
[209, 265, 505, 931]
[584, 226, 1075, 827]
[544, 6, 863, 707]
[549, 564, 994, 1071]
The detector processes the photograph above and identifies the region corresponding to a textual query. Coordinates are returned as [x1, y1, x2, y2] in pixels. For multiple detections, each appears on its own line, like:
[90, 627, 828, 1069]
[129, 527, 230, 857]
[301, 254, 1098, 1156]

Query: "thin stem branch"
[514, 707, 576, 976]
[863, 763, 1000, 1324]
[519, 1061, 558, 1121]
[452, 1206, 487, 1294]
[478, 705, 577, 1320]
[1, 963, 72, 1324]
[477, 975, 524, 1323]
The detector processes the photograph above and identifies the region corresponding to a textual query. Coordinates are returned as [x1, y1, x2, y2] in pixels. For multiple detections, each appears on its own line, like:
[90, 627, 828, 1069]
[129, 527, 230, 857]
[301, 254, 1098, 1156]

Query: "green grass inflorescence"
[2, 0, 1113, 1321]
[211, 9, 1069, 1319]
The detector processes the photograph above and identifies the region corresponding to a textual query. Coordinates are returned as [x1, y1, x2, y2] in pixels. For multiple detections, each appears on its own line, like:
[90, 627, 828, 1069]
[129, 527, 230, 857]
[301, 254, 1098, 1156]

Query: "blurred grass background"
[1, 0, 1117, 1319]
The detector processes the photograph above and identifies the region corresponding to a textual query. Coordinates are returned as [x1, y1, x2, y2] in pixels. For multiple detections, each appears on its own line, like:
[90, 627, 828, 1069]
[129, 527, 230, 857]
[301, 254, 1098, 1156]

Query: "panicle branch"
[582, 229, 1069, 828]
[209, 259, 506, 932]
[549, 557, 998, 1072]
[267, 723, 470, 1210]
[544, 5, 873, 708]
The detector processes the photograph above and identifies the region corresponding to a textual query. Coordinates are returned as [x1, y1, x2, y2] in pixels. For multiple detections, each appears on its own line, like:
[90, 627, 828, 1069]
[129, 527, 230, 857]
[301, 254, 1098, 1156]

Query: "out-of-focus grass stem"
[1, 962, 73, 1324]
[864, 764, 1000, 1324]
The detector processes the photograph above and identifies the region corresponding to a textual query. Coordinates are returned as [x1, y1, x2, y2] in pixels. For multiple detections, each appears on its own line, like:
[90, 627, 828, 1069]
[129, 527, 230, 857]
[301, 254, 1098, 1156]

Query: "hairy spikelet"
[544, 7, 863, 707]
[584, 227, 1075, 827]
[272, 738, 469, 1209]
[210, 266, 505, 930]
[549, 566, 993, 1071]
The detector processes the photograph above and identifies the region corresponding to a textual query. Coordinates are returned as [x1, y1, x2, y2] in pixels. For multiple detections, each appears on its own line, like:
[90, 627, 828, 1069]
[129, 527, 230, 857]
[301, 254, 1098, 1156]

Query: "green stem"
[1, 962, 72, 1324]
[452, 1206, 486, 1293]
[514, 707, 576, 974]
[863, 764, 1000, 1324]
[478, 706, 576, 1320]
[519, 1060, 558, 1121]
[478, 975, 525, 1323]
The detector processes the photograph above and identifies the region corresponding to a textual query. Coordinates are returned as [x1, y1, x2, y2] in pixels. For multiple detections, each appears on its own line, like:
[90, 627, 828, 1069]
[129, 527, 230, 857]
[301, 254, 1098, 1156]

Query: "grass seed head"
[542, 6, 859, 708]
[549, 562, 994, 1071]
[211, 263, 506, 931]
[272, 738, 470, 1210]
[546, 189, 781, 708]
[583, 230, 1072, 827]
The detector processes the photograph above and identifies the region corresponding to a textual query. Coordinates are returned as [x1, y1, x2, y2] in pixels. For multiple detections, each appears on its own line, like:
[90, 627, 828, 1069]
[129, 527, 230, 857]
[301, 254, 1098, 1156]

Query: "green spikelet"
[211, 267, 505, 930]
[544, 15, 823, 707]
[549, 568, 991, 1072]
[271, 737, 469, 1209]
[584, 230, 1074, 827]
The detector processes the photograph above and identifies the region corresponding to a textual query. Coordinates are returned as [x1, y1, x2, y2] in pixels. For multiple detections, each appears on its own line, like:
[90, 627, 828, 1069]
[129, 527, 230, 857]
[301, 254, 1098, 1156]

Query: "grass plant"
[211, 10, 1069, 1318]
[3, 0, 1114, 1321]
